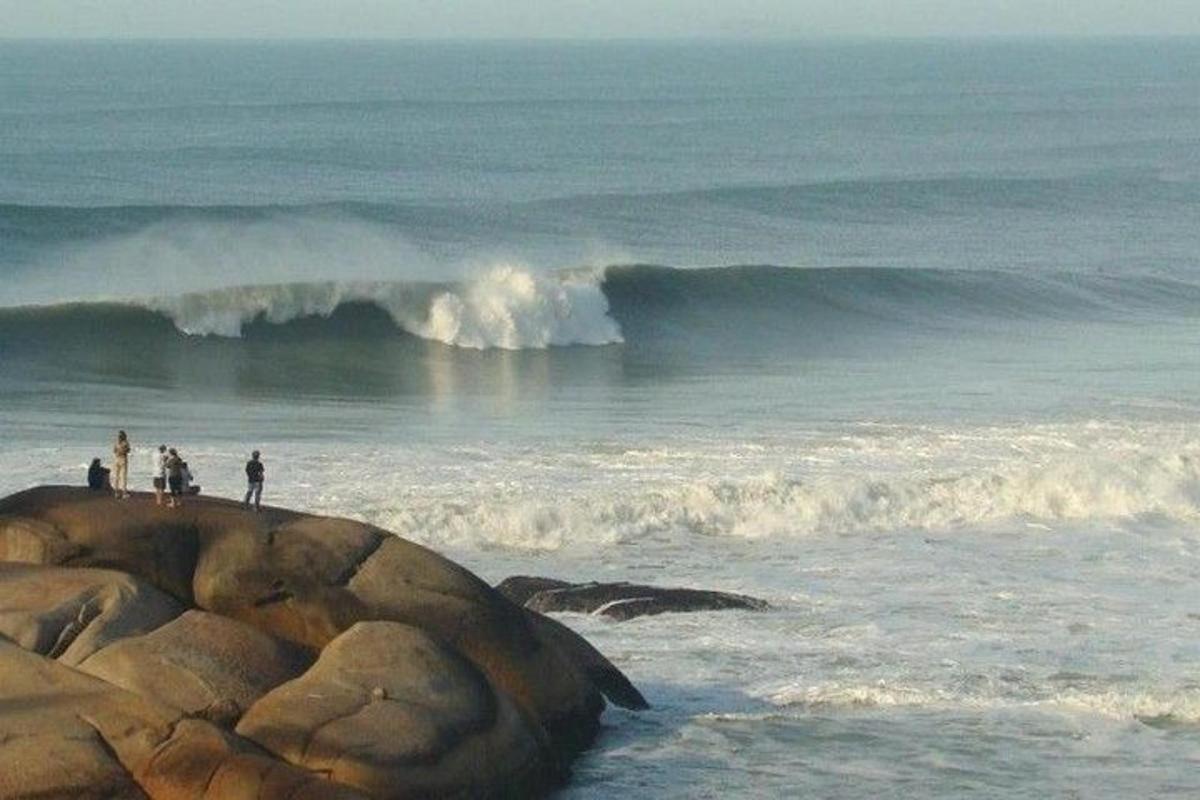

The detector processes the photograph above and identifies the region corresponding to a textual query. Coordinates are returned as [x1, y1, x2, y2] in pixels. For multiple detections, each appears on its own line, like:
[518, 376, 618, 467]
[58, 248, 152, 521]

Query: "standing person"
[153, 445, 168, 506]
[112, 430, 131, 499]
[165, 448, 185, 509]
[244, 450, 264, 511]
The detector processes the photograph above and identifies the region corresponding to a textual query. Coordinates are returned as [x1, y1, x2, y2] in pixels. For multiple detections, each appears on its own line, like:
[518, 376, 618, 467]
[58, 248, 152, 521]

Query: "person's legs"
[244, 483, 253, 507]
[113, 462, 126, 497]
[252, 481, 263, 510]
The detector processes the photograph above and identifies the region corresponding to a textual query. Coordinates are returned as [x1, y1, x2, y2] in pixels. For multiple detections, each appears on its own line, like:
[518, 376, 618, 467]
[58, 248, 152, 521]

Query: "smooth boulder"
[79, 609, 313, 724]
[0, 561, 182, 665]
[237, 621, 550, 798]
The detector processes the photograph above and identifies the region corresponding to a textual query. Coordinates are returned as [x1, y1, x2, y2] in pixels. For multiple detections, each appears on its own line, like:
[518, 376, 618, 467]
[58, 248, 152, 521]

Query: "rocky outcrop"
[0, 486, 646, 798]
[496, 576, 769, 621]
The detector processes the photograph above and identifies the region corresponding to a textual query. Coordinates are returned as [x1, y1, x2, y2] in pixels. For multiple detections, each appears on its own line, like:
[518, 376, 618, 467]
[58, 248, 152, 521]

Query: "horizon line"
[2, 33, 1200, 44]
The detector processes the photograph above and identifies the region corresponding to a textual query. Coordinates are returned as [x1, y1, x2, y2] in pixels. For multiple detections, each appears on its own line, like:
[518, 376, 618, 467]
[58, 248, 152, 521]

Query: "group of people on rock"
[87, 430, 266, 512]
[152, 444, 195, 508]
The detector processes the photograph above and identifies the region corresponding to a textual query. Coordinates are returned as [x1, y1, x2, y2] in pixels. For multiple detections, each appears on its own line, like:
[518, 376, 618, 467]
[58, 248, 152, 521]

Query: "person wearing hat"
[244, 450, 265, 511]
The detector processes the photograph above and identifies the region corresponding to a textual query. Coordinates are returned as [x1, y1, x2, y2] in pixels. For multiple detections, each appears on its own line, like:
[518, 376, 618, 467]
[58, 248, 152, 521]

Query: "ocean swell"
[5, 264, 1200, 353]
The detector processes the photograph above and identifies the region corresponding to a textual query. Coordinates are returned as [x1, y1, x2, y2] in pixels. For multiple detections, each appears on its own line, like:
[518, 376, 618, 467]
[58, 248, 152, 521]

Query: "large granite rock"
[0, 486, 646, 798]
[496, 575, 770, 621]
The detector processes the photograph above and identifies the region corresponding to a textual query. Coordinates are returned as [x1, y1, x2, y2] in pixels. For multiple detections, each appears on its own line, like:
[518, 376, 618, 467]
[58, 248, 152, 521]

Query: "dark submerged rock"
[496, 576, 769, 621]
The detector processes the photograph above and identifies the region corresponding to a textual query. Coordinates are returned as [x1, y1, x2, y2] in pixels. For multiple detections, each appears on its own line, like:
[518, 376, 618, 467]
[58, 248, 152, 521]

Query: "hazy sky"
[2, 0, 1199, 39]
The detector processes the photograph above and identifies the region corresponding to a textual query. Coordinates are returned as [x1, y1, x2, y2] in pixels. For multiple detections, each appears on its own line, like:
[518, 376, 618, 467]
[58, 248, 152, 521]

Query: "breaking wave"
[144, 265, 622, 349]
[4, 264, 1200, 351]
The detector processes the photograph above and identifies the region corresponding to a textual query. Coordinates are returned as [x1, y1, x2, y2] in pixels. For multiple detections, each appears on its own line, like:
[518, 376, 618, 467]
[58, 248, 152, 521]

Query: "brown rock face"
[78, 609, 313, 723]
[0, 639, 359, 800]
[0, 637, 169, 800]
[237, 621, 550, 798]
[0, 486, 645, 798]
[0, 562, 183, 664]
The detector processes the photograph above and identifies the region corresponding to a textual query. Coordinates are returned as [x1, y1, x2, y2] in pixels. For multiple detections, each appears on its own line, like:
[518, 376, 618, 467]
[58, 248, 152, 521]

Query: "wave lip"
[143, 264, 624, 349]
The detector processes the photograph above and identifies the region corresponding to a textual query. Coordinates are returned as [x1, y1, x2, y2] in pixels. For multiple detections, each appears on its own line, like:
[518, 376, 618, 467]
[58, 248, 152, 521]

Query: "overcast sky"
[2, 0, 1199, 39]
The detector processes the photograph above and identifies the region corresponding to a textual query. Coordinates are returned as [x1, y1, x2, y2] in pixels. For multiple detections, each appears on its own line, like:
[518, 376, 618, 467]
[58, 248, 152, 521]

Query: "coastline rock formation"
[0, 486, 646, 799]
[496, 576, 769, 621]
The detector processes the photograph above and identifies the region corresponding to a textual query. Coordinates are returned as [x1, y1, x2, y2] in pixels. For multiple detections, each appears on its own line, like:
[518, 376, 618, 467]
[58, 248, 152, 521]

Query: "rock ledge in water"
[495, 576, 769, 621]
[0, 486, 646, 799]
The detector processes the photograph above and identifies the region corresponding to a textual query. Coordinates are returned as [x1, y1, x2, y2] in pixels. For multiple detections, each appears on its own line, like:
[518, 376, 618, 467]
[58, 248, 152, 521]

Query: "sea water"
[2, 39, 1200, 798]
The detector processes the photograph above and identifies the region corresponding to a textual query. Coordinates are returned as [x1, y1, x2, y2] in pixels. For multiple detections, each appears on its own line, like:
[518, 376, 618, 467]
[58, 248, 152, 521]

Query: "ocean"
[3, 38, 1200, 797]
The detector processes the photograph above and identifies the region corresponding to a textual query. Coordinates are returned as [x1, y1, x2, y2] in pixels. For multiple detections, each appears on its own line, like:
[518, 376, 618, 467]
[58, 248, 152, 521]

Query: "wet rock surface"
[0, 486, 645, 799]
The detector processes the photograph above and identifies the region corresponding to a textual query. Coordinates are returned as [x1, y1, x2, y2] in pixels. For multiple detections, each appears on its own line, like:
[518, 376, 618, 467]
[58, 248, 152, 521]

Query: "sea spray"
[414, 264, 623, 349]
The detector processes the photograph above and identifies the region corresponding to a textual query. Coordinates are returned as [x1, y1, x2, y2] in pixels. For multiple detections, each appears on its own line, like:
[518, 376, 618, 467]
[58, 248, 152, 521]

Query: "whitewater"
[3, 38, 1200, 798]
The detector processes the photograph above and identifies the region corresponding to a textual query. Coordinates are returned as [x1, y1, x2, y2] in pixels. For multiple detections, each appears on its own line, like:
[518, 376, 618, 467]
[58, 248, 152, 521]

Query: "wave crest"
[145, 264, 623, 349]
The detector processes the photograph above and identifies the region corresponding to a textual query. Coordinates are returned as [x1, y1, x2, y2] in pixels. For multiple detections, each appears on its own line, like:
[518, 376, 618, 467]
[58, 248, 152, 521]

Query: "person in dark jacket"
[87, 458, 111, 491]
[244, 450, 264, 511]
[165, 448, 185, 508]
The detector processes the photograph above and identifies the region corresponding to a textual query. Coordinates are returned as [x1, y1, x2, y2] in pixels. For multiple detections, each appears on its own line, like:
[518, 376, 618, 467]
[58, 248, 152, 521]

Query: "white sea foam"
[7, 425, 1196, 551]
[1044, 689, 1200, 724]
[766, 682, 952, 710]
[758, 682, 1200, 723]
[412, 265, 623, 349]
[359, 447, 1200, 550]
[144, 264, 624, 349]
